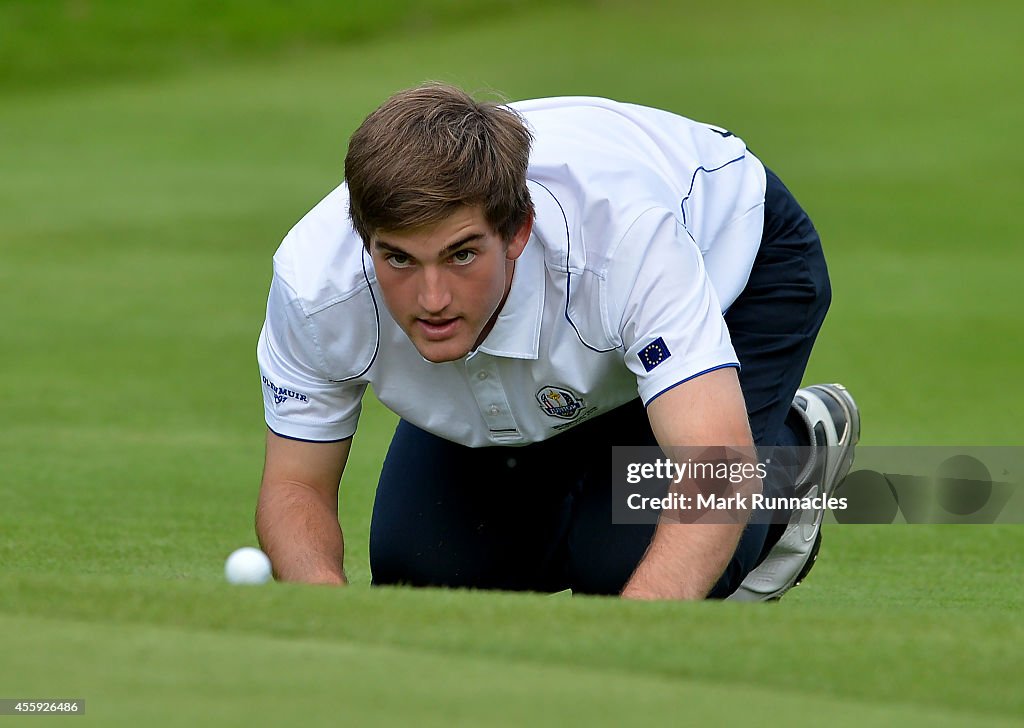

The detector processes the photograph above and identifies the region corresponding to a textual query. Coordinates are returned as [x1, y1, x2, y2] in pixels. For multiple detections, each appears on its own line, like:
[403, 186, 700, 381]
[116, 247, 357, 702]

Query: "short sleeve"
[257, 273, 367, 442]
[607, 209, 739, 405]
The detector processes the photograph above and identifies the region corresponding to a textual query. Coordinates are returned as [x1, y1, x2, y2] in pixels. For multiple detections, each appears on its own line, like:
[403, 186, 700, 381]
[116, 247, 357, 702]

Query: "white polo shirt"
[258, 96, 767, 446]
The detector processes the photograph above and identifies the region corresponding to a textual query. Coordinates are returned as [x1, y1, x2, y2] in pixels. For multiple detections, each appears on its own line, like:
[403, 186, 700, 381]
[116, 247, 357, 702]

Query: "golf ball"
[224, 546, 272, 585]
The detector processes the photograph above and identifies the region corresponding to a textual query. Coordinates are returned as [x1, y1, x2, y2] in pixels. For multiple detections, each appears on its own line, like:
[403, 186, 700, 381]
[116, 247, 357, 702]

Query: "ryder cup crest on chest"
[536, 386, 585, 420]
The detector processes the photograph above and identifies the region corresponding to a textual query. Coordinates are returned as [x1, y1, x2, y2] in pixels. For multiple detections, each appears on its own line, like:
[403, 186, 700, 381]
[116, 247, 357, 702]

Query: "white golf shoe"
[727, 383, 860, 602]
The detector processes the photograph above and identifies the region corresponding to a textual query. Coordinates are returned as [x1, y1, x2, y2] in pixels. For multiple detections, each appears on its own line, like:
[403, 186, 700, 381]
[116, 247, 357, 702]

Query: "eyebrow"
[374, 233, 485, 260]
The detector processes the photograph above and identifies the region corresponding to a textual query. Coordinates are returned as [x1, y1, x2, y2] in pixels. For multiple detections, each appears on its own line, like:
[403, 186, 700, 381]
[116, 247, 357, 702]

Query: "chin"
[415, 340, 471, 364]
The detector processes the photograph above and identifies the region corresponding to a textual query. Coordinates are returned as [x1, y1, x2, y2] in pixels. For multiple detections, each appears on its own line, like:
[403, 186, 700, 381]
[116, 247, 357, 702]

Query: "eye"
[385, 253, 412, 269]
[450, 249, 476, 265]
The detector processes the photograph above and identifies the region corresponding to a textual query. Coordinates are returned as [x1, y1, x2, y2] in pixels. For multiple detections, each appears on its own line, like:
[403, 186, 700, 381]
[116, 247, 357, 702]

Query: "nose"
[417, 267, 452, 314]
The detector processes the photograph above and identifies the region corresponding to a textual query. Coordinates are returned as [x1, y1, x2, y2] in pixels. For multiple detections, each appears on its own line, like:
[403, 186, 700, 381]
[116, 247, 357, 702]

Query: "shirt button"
[477, 371, 488, 380]
[488, 405, 500, 415]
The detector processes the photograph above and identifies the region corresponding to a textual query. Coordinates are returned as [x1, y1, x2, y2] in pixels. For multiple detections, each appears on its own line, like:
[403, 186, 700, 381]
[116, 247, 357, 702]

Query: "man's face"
[370, 206, 531, 363]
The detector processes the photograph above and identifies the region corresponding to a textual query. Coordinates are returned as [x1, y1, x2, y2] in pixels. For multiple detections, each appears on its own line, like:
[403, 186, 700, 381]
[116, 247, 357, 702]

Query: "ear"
[505, 212, 533, 261]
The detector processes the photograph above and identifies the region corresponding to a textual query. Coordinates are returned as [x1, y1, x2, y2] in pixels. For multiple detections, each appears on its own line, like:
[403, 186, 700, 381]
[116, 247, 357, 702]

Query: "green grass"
[0, 0, 586, 95]
[1, 0, 1023, 724]
[1, 583, 1021, 726]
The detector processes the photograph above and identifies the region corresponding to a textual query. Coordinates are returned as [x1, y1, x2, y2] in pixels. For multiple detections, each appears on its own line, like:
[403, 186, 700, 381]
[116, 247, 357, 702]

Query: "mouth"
[416, 317, 460, 341]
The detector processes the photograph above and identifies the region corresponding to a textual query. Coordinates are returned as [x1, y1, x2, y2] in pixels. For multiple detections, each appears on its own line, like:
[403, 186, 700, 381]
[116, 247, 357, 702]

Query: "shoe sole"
[778, 384, 860, 594]
[729, 383, 860, 602]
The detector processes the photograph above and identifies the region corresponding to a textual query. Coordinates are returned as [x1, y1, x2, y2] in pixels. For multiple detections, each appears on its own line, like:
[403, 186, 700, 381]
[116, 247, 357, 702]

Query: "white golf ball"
[224, 547, 272, 585]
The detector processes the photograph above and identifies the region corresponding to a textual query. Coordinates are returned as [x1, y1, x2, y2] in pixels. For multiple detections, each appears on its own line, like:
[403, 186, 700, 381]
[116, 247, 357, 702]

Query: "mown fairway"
[1, 1, 1021, 725]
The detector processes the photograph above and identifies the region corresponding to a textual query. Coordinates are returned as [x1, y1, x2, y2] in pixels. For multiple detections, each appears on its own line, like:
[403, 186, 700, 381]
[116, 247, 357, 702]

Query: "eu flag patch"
[639, 337, 671, 372]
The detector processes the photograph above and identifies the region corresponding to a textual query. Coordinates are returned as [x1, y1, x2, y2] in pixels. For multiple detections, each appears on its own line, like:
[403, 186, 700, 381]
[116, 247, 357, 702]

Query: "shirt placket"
[464, 354, 523, 444]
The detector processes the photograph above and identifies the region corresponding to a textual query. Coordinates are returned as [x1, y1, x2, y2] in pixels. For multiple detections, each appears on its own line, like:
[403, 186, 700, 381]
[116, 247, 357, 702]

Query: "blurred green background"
[1, 0, 1022, 725]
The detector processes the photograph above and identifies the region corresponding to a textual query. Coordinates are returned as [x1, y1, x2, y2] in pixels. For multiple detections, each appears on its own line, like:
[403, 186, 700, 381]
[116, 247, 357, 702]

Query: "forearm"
[256, 481, 347, 585]
[621, 521, 745, 600]
[632, 367, 760, 600]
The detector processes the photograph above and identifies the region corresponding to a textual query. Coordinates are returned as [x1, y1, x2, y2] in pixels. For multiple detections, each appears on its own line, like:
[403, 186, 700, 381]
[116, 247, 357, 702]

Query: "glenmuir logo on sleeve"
[639, 337, 671, 372]
[262, 376, 309, 406]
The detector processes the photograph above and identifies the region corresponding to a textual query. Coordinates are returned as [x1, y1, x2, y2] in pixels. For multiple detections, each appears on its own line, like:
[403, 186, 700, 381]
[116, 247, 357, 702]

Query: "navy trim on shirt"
[529, 178, 618, 354]
[268, 426, 354, 444]
[642, 362, 741, 407]
[328, 248, 381, 383]
[680, 153, 747, 227]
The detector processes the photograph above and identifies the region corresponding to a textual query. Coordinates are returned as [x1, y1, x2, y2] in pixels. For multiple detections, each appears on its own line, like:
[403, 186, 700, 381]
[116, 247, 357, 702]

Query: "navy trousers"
[369, 166, 831, 597]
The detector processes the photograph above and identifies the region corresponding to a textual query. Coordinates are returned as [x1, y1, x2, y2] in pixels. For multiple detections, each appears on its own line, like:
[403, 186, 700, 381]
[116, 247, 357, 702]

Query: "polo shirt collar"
[474, 235, 544, 360]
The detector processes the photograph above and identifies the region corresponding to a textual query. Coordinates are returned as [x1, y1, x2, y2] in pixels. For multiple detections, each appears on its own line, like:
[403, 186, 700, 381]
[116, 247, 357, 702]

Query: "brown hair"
[344, 82, 534, 246]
